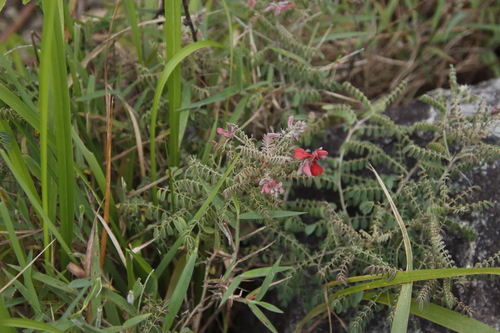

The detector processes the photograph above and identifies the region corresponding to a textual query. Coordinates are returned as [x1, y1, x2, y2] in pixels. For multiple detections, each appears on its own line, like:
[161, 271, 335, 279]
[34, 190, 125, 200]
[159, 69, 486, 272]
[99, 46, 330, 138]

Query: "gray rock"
[383, 78, 500, 332]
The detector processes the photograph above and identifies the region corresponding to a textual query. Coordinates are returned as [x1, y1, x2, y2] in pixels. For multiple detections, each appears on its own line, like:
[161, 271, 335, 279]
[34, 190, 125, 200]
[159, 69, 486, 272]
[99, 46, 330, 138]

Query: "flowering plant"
[216, 116, 328, 198]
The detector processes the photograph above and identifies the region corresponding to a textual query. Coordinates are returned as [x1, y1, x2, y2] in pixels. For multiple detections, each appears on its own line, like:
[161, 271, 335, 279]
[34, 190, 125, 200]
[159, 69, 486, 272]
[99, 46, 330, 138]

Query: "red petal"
[311, 148, 328, 160]
[294, 148, 311, 159]
[310, 161, 323, 176]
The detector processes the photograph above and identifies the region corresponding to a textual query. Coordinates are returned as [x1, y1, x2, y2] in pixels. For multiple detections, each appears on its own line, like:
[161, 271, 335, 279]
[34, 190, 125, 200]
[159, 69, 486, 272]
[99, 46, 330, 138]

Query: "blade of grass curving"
[371, 293, 499, 333]
[124, 0, 143, 63]
[149, 40, 225, 203]
[163, 238, 199, 331]
[295, 267, 500, 332]
[369, 165, 412, 332]
[2, 319, 65, 333]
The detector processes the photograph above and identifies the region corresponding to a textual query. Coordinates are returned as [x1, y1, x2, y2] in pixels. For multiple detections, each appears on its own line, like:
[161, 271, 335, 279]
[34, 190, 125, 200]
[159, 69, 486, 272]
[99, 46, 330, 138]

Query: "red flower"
[294, 148, 328, 176]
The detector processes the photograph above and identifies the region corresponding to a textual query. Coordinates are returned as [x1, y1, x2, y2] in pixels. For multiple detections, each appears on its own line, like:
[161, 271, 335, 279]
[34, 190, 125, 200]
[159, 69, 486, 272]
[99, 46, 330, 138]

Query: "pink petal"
[217, 128, 233, 138]
[264, 4, 276, 12]
[288, 115, 294, 128]
[302, 160, 312, 176]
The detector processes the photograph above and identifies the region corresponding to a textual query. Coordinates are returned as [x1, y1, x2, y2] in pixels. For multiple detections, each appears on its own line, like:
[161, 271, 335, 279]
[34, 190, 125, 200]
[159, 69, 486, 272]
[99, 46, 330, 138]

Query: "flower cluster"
[217, 115, 328, 197]
[285, 115, 306, 140]
[259, 174, 284, 197]
[264, 1, 293, 16]
[246, 0, 294, 16]
[294, 148, 328, 176]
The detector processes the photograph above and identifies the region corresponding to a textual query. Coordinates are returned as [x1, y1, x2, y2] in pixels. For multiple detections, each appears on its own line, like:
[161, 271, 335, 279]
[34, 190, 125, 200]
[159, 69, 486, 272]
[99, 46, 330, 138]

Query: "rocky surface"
[249, 78, 500, 333]
[385, 78, 500, 332]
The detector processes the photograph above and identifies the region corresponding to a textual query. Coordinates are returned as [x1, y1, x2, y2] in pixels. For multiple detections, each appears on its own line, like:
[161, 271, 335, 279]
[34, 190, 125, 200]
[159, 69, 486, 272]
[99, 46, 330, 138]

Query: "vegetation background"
[0, 0, 500, 332]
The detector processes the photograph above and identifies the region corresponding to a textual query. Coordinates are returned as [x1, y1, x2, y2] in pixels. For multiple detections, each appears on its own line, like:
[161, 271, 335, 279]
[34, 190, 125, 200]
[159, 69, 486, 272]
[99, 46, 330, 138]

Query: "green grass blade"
[219, 0, 234, 125]
[0, 297, 17, 333]
[164, 0, 181, 169]
[392, 283, 413, 332]
[163, 238, 199, 330]
[372, 293, 499, 333]
[296, 267, 500, 332]
[177, 85, 239, 111]
[2, 319, 65, 333]
[39, 0, 59, 262]
[124, 0, 143, 63]
[0, 150, 72, 258]
[0, 49, 38, 113]
[254, 256, 283, 302]
[370, 165, 413, 332]
[191, 153, 240, 222]
[0, 203, 44, 315]
[155, 236, 184, 278]
[149, 40, 225, 202]
[0, 201, 26, 266]
[50, 0, 75, 269]
[0, 84, 39, 129]
[123, 313, 152, 328]
[0, 120, 40, 206]
[247, 303, 279, 333]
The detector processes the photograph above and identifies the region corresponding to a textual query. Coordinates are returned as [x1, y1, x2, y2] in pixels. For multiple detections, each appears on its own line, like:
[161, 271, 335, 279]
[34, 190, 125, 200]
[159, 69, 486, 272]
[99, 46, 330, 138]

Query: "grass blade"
[50, 0, 75, 269]
[0, 297, 17, 333]
[2, 319, 65, 333]
[372, 293, 499, 333]
[163, 239, 199, 330]
[149, 40, 225, 203]
[247, 303, 279, 333]
[124, 0, 143, 63]
[296, 267, 500, 332]
[370, 165, 413, 332]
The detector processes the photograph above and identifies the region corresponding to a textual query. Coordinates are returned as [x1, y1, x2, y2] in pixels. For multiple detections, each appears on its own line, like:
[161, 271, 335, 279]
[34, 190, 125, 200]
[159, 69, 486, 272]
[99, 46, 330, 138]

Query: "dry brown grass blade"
[0, 229, 42, 246]
[99, 92, 114, 269]
[99, 0, 122, 270]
